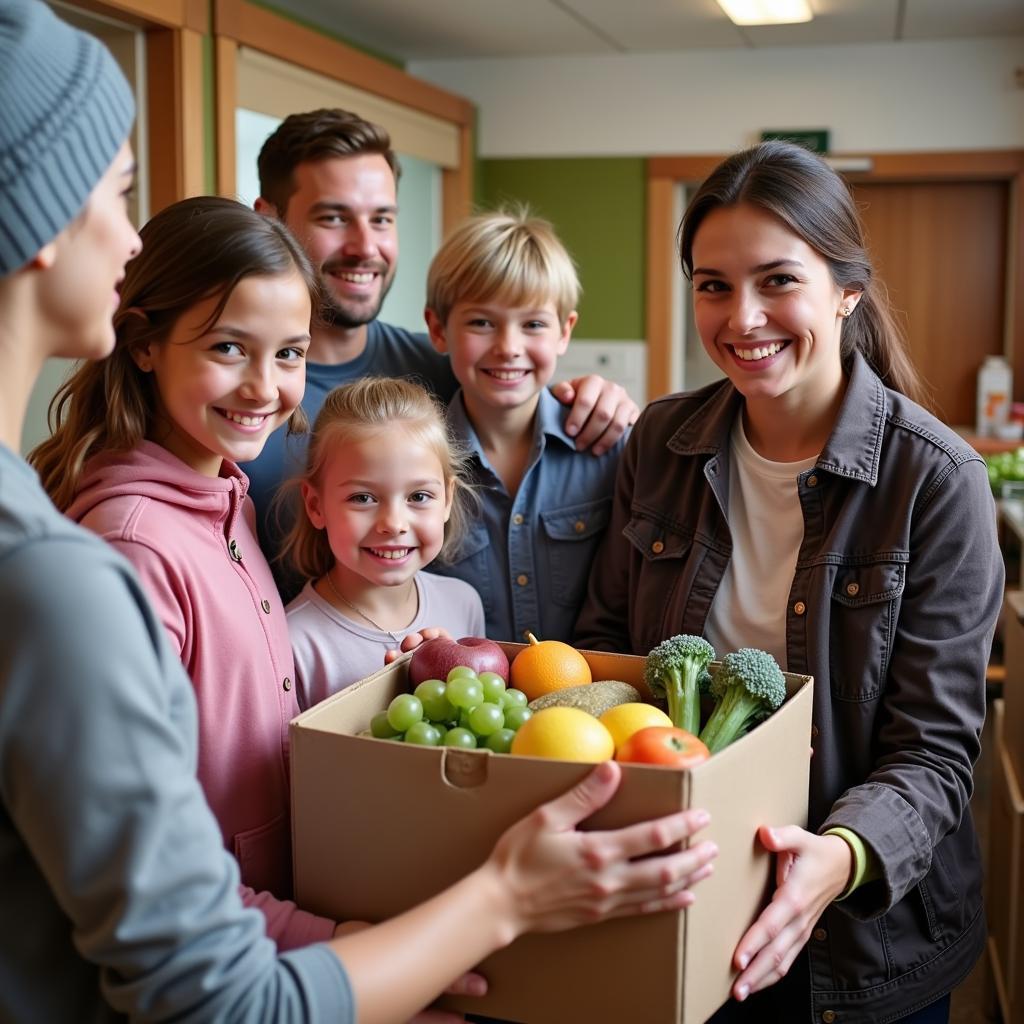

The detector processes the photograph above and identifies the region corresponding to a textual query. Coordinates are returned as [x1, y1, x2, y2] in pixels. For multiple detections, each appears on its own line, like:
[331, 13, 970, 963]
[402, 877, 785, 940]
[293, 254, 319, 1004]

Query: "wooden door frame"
[646, 150, 1024, 404]
[69, 0, 208, 211]
[212, 0, 475, 236]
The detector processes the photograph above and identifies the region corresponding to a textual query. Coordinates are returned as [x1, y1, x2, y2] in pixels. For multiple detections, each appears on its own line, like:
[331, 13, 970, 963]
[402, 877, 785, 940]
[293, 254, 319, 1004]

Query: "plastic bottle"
[977, 355, 1013, 437]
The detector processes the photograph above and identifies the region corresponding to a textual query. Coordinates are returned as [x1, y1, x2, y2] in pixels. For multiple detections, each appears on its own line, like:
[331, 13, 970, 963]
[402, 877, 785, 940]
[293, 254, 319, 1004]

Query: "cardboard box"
[986, 699, 1024, 1023]
[1001, 590, 1024, 784]
[291, 645, 813, 1024]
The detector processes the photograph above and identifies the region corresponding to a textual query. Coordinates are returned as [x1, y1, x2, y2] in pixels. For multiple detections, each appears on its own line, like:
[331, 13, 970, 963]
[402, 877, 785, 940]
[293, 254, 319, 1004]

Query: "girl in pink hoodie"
[32, 196, 336, 950]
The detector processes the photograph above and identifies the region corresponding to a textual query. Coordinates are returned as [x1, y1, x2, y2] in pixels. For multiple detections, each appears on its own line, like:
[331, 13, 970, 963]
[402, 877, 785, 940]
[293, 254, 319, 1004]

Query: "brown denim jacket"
[576, 353, 1003, 1022]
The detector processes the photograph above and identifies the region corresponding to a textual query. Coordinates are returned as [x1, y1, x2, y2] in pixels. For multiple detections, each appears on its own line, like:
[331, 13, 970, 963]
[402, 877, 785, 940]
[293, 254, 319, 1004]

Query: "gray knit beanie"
[0, 0, 135, 276]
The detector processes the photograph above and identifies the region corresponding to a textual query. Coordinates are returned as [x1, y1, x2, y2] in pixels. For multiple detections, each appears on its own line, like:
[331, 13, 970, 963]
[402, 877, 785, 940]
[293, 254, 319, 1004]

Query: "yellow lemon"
[510, 706, 614, 763]
[599, 702, 674, 754]
[510, 632, 592, 702]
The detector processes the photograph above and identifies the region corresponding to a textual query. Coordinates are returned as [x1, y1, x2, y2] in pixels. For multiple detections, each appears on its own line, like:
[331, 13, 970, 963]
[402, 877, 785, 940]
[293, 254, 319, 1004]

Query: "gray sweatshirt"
[0, 445, 353, 1022]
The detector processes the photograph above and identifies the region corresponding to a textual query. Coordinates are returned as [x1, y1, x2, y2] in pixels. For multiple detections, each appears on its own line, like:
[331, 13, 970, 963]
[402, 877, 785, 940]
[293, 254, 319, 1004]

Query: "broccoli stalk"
[643, 635, 716, 736]
[699, 648, 787, 754]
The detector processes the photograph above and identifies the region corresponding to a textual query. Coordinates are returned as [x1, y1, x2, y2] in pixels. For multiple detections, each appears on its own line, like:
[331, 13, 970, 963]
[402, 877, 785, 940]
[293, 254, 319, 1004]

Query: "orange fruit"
[510, 632, 592, 702]
[598, 702, 674, 754]
[510, 707, 614, 763]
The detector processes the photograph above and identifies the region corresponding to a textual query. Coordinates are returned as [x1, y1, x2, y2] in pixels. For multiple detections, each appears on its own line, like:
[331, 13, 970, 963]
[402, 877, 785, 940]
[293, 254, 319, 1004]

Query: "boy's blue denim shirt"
[433, 387, 625, 644]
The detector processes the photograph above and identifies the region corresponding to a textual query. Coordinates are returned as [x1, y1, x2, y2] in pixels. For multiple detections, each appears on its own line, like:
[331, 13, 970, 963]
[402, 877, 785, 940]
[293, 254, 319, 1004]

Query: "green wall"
[479, 158, 646, 340]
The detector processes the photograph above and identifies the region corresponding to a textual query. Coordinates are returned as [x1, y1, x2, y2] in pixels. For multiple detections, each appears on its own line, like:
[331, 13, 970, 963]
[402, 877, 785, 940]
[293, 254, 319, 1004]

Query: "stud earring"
[840, 306, 852, 318]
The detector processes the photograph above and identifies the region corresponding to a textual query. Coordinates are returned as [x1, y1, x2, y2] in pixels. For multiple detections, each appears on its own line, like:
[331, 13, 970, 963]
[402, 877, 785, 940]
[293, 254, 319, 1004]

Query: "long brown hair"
[30, 196, 319, 510]
[678, 141, 926, 406]
[278, 376, 476, 581]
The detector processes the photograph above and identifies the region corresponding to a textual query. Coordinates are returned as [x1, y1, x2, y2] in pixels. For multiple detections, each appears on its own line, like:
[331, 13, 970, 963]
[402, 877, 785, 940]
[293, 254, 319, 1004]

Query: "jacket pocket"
[234, 811, 292, 899]
[623, 510, 694, 650]
[829, 560, 905, 701]
[623, 510, 693, 562]
[540, 497, 612, 609]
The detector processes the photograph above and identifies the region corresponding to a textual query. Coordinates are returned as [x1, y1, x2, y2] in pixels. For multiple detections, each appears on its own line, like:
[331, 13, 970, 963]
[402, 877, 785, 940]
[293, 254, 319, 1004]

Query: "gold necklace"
[323, 570, 405, 645]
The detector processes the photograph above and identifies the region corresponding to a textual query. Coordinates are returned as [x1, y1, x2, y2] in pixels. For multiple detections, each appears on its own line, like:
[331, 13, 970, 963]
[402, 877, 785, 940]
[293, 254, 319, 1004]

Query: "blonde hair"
[426, 206, 580, 326]
[279, 376, 476, 581]
[30, 197, 317, 510]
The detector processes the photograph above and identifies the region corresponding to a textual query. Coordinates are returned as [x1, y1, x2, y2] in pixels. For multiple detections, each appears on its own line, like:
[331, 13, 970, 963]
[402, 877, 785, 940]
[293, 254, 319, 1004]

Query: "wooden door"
[851, 180, 1008, 427]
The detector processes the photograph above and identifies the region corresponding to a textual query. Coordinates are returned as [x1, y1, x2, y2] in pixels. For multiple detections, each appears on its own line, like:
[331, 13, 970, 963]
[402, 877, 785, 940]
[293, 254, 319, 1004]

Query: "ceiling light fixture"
[715, 0, 813, 26]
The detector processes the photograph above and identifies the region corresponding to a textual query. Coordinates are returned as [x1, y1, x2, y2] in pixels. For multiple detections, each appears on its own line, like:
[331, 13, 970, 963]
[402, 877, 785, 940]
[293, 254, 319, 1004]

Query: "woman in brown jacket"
[576, 141, 1002, 1024]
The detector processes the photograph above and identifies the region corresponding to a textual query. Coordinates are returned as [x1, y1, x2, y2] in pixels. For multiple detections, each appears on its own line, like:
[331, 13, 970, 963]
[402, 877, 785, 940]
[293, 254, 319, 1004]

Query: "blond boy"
[425, 209, 624, 643]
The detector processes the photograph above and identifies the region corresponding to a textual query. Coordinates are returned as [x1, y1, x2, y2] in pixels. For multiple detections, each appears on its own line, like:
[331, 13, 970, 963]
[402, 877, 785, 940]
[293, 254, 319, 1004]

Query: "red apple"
[409, 636, 510, 686]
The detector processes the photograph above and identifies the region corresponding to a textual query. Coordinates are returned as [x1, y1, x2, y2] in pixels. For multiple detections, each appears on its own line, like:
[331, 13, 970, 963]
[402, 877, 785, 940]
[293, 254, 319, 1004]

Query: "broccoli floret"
[643, 634, 716, 736]
[699, 648, 786, 753]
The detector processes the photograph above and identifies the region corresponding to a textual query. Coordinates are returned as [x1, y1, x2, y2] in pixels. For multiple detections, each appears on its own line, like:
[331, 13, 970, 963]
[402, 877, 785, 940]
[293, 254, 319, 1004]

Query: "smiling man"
[246, 108, 637, 596]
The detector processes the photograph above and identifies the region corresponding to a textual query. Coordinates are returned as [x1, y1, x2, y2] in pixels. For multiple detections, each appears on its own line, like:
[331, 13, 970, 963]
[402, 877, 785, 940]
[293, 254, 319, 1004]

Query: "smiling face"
[278, 154, 398, 329]
[301, 425, 453, 592]
[426, 299, 576, 419]
[133, 271, 311, 476]
[691, 202, 859, 410]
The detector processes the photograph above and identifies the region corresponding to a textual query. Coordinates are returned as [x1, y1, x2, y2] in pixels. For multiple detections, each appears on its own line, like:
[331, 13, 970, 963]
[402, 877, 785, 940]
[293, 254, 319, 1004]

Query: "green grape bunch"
[370, 666, 532, 751]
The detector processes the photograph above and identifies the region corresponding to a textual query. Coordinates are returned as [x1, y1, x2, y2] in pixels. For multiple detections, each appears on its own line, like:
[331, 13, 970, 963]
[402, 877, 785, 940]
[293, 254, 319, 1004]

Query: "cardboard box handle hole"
[440, 748, 489, 789]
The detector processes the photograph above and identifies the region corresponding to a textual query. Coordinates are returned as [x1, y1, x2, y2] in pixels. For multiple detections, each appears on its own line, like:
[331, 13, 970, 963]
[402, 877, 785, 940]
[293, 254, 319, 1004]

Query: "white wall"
[411, 37, 1024, 158]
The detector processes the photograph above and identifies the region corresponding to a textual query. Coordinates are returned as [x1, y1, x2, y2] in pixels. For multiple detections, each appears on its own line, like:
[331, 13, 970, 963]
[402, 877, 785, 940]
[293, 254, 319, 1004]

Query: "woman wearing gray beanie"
[0, 3, 719, 1022]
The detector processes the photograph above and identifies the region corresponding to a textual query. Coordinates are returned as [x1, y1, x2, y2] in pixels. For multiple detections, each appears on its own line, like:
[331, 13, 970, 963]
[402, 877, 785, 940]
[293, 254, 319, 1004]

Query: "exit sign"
[761, 129, 830, 154]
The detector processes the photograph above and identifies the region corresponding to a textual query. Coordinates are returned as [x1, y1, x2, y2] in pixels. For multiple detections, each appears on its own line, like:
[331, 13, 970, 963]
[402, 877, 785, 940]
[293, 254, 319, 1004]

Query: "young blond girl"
[281, 377, 484, 709]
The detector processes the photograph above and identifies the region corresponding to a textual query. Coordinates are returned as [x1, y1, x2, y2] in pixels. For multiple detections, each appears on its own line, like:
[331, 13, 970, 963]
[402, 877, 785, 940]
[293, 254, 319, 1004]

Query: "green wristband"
[824, 827, 879, 900]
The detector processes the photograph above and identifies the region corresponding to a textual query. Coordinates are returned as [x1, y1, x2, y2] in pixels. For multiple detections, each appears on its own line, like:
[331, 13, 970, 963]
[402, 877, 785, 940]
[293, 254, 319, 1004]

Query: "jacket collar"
[666, 351, 887, 485]
[447, 387, 576, 459]
[817, 352, 887, 485]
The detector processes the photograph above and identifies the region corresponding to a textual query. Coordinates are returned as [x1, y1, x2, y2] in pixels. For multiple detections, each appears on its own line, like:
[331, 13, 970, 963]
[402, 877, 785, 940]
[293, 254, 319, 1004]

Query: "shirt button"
[811, 725, 819, 739]
[822, 1012, 837, 1023]
[261, 599, 271, 614]
[516, 574, 529, 586]
[574, 520, 586, 533]
[228, 539, 242, 562]
[846, 582, 860, 597]
[813, 927, 827, 942]
[807, 474, 818, 487]
[283, 677, 292, 692]
[793, 601, 806, 616]
[512, 513, 524, 525]
[651, 540, 665, 554]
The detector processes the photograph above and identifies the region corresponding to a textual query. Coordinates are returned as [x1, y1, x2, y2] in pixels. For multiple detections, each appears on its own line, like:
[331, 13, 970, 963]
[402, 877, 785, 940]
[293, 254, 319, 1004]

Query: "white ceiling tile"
[271, 0, 619, 59]
[739, 0, 899, 47]
[559, 0, 746, 52]
[902, 0, 1024, 40]
[268, 0, 1024, 59]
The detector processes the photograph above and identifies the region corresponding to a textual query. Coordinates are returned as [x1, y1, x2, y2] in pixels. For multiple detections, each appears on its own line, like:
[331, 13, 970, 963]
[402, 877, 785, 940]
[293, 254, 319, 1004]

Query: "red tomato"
[615, 726, 710, 767]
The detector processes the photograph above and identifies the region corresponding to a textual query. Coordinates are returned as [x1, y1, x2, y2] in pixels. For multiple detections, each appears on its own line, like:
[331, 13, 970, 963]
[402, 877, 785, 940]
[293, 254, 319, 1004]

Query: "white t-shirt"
[703, 417, 817, 670]
[286, 571, 486, 710]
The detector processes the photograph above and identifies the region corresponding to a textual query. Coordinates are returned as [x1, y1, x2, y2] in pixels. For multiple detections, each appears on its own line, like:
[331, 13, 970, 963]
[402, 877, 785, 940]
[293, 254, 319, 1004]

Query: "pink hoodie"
[66, 441, 334, 950]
